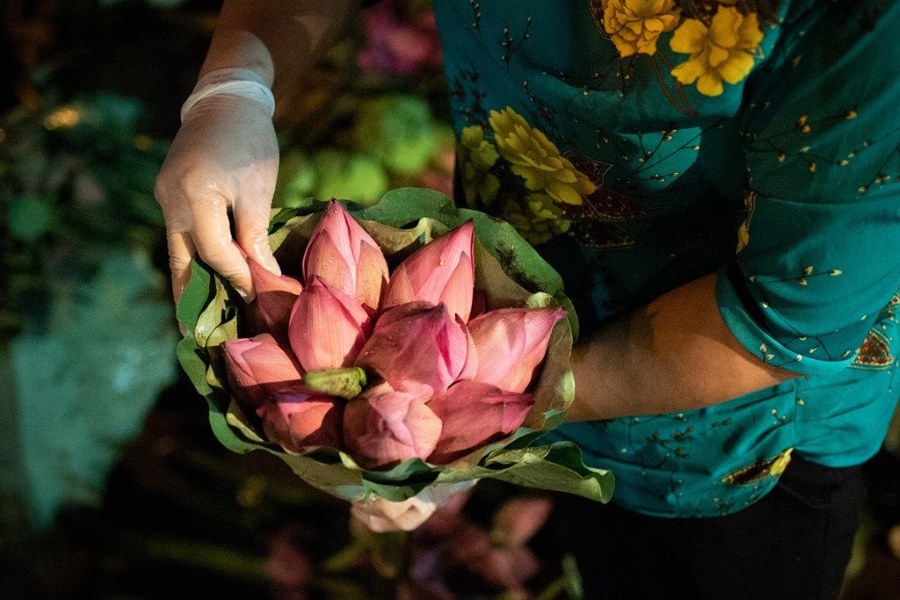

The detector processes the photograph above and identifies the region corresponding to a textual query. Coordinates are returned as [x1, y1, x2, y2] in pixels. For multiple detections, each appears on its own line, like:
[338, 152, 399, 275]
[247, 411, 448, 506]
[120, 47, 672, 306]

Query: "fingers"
[189, 194, 255, 301]
[350, 503, 397, 532]
[167, 231, 196, 305]
[351, 497, 437, 532]
[160, 181, 277, 303]
[234, 198, 280, 275]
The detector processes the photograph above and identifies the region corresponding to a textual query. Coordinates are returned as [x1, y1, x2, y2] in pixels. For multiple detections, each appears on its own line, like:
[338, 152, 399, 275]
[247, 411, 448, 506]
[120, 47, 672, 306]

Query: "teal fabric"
[433, 0, 900, 517]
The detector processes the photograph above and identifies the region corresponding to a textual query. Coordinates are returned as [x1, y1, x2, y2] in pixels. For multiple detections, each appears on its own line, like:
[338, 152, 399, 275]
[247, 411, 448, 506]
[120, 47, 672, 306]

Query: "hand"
[155, 94, 281, 303]
[351, 480, 477, 532]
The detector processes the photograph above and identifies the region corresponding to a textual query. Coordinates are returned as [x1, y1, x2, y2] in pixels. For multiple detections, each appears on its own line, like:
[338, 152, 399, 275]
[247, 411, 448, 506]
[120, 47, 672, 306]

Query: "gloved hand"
[155, 92, 281, 303]
[351, 480, 477, 532]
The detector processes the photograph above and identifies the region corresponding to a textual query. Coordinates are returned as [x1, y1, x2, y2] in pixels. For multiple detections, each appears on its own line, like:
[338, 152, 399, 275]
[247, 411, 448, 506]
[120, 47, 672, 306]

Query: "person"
[155, 1, 900, 598]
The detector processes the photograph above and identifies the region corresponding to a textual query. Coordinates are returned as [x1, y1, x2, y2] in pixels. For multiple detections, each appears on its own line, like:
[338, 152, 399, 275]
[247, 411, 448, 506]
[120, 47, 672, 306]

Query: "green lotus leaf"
[434, 442, 614, 503]
[175, 261, 213, 333]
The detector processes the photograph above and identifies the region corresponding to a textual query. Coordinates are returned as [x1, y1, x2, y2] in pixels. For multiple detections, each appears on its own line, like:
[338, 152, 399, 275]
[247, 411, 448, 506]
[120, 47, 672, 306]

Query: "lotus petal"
[467, 306, 566, 392]
[381, 221, 475, 320]
[221, 334, 304, 408]
[344, 383, 442, 468]
[260, 390, 343, 451]
[289, 277, 370, 371]
[245, 257, 303, 336]
[303, 200, 388, 310]
[427, 380, 534, 464]
[355, 302, 469, 397]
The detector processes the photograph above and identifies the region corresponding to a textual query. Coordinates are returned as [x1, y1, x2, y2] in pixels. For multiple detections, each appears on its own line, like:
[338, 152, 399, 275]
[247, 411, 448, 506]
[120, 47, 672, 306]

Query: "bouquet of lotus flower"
[176, 188, 613, 503]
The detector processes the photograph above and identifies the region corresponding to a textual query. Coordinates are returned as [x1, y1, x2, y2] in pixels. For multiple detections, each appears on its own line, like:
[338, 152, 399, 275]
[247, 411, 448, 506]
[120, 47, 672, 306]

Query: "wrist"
[180, 67, 275, 123]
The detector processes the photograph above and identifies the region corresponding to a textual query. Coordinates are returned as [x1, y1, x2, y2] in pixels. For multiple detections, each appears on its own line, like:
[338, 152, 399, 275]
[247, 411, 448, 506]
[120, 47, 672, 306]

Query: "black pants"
[543, 455, 867, 600]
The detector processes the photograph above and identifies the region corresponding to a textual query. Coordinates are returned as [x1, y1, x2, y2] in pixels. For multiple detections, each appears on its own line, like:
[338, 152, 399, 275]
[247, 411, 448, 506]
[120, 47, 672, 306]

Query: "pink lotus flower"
[420, 167, 454, 199]
[289, 277, 370, 371]
[440, 496, 552, 592]
[265, 523, 314, 592]
[450, 521, 541, 591]
[246, 257, 303, 335]
[427, 381, 534, 464]
[303, 201, 388, 310]
[381, 222, 475, 321]
[355, 302, 472, 397]
[492, 496, 554, 549]
[259, 389, 343, 452]
[467, 306, 567, 393]
[344, 383, 442, 468]
[221, 334, 304, 408]
[418, 489, 474, 539]
[357, 1, 443, 77]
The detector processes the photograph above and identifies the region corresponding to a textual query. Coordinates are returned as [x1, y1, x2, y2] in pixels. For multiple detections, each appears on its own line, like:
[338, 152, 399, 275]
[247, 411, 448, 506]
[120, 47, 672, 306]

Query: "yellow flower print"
[669, 6, 763, 97]
[458, 125, 501, 207]
[501, 192, 572, 245]
[488, 107, 596, 205]
[736, 191, 756, 253]
[768, 448, 793, 477]
[736, 221, 750, 253]
[602, 0, 681, 57]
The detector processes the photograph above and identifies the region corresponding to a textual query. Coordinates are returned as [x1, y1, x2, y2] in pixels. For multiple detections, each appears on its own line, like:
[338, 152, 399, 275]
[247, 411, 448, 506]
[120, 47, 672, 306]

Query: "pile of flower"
[177, 189, 612, 504]
[224, 199, 565, 468]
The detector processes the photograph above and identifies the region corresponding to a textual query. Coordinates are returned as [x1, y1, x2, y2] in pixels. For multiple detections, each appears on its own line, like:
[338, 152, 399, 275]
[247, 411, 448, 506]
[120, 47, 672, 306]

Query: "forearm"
[199, 0, 361, 101]
[567, 272, 797, 421]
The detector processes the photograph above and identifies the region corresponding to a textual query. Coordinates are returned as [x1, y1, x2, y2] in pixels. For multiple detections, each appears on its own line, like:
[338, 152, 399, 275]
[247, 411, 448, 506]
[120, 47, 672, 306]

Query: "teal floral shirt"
[432, 0, 900, 517]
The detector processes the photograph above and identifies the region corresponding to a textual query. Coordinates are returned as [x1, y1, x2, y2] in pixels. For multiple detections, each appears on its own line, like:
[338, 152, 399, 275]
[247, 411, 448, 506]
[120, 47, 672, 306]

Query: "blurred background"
[0, 1, 898, 598]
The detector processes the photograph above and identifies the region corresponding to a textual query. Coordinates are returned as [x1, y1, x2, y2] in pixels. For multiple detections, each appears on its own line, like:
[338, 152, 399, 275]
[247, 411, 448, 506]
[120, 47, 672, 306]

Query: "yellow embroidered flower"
[501, 192, 572, 245]
[669, 6, 763, 96]
[458, 125, 501, 207]
[488, 107, 596, 205]
[736, 191, 756, 253]
[768, 448, 793, 477]
[602, 0, 681, 57]
[736, 221, 750, 253]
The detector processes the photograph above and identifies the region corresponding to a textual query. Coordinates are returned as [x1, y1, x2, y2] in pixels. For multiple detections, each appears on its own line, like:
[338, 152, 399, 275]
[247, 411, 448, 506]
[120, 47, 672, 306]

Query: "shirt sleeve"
[716, 0, 900, 376]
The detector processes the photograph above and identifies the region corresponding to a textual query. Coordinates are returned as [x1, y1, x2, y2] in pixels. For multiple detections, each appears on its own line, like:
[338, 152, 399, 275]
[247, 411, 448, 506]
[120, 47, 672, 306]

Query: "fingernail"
[234, 286, 255, 303]
[264, 256, 282, 276]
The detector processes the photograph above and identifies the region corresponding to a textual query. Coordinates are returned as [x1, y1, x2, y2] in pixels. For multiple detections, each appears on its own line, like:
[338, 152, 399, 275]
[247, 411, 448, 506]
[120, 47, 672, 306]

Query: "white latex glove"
[155, 93, 280, 303]
[351, 480, 477, 532]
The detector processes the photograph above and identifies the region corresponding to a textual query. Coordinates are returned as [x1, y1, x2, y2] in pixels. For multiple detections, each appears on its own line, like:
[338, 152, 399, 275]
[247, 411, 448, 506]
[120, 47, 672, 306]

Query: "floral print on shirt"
[434, 0, 899, 517]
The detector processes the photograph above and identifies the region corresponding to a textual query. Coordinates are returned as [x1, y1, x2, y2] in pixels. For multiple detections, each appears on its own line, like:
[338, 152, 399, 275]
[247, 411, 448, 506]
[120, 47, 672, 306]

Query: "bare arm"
[567, 272, 796, 421]
[200, 0, 361, 104]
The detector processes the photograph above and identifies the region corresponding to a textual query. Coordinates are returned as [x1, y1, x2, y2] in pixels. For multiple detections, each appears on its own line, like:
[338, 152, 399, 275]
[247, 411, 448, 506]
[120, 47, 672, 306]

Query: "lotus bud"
[459, 528, 541, 589]
[492, 496, 554, 548]
[289, 277, 370, 371]
[259, 390, 343, 452]
[427, 381, 534, 464]
[343, 382, 442, 469]
[221, 334, 304, 409]
[355, 302, 470, 397]
[467, 306, 566, 393]
[381, 221, 475, 321]
[303, 200, 389, 310]
[245, 257, 303, 336]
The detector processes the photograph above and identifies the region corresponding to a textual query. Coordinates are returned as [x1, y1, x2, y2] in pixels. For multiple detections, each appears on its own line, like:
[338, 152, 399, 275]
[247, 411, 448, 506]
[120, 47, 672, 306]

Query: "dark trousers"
[544, 455, 867, 600]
